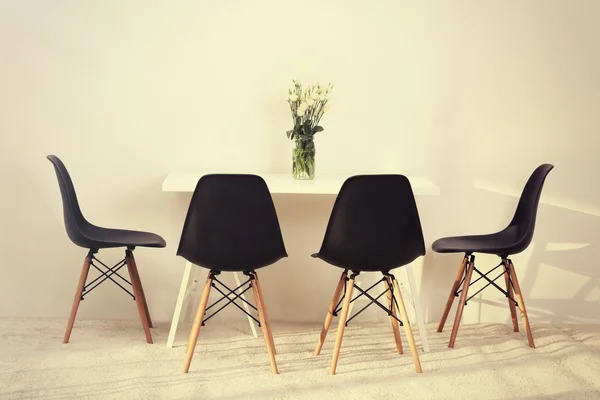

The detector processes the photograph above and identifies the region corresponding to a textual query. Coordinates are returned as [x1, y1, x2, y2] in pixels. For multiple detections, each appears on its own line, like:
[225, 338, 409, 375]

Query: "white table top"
[162, 172, 440, 195]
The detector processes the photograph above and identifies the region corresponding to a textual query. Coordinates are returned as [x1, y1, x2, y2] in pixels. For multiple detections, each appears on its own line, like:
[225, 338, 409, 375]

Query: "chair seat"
[80, 224, 166, 249]
[432, 226, 521, 255]
[188, 255, 287, 272]
[310, 252, 420, 272]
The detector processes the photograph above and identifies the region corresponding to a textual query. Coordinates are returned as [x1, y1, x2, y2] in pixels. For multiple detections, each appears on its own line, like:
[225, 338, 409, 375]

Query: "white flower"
[310, 91, 319, 100]
[297, 106, 306, 116]
[319, 94, 326, 101]
[300, 101, 308, 109]
[289, 94, 298, 102]
[306, 98, 315, 106]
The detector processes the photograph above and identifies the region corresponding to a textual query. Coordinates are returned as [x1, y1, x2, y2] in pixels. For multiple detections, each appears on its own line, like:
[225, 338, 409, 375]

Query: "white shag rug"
[1, 318, 600, 400]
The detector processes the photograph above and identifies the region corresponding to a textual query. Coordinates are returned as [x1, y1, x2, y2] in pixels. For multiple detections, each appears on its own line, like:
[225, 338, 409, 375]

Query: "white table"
[163, 172, 439, 352]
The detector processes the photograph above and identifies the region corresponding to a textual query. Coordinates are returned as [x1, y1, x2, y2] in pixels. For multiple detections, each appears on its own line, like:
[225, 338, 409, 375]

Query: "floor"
[1, 318, 600, 400]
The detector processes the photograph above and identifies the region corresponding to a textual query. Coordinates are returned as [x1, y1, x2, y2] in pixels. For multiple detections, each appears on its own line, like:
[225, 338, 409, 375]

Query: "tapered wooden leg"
[63, 253, 92, 343]
[392, 277, 422, 373]
[251, 273, 278, 374]
[126, 251, 153, 344]
[330, 274, 355, 375]
[438, 255, 468, 332]
[314, 271, 347, 356]
[183, 275, 213, 373]
[448, 257, 474, 348]
[253, 272, 276, 355]
[384, 276, 403, 355]
[128, 252, 153, 328]
[503, 259, 519, 332]
[508, 260, 535, 348]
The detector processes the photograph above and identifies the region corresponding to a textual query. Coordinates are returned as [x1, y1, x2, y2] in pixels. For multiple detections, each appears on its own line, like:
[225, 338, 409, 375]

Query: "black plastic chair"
[47, 155, 166, 344]
[177, 174, 287, 375]
[433, 164, 554, 349]
[312, 175, 425, 374]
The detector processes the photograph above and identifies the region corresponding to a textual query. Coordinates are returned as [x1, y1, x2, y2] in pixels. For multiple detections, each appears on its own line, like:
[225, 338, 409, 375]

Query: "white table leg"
[166, 261, 194, 348]
[405, 264, 430, 353]
[181, 267, 202, 323]
[233, 272, 258, 338]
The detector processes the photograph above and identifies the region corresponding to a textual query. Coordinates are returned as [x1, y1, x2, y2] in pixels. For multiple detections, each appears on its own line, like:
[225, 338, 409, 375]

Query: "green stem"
[293, 137, 316, 179]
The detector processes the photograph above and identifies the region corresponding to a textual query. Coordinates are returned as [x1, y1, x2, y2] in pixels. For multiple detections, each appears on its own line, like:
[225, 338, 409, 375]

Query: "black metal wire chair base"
[333, 270, 404, 327]
[201, 270, 260, 327]
[80, 249, 135, 300]
[455, 255, 518, 307]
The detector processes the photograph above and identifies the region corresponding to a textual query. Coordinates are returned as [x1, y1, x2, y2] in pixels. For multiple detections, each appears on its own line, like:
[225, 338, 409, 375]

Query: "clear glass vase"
[292, 136, 316, 180]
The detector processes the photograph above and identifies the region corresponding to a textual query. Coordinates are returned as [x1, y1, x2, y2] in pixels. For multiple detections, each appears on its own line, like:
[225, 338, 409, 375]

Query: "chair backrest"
[506, 164, 554, 254]
[46, 155, 89, 247]
[176, 174, 288, 271]
[317, 175, 426, 272]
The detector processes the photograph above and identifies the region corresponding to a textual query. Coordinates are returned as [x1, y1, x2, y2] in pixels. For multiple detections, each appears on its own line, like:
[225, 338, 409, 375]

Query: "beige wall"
[1, 0, 599, 326]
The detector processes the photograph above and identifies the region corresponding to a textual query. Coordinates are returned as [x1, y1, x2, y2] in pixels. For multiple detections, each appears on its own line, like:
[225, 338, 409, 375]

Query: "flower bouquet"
[286, 80, 334, 180]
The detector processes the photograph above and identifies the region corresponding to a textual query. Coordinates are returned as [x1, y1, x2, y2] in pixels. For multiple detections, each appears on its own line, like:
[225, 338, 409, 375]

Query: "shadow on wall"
[519, 200, 599, 323]
[424, 174, 600, 326]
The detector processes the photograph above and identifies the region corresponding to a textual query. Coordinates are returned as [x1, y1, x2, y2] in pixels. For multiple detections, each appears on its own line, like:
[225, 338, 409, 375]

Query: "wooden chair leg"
[126, 251, 153, 344]
[251, 273, 278, 375]
[128, 252, 153, 328]
[183, 275, 213, 373]
[330, 274, 355, 375]
[253, 272, 276, 355]
[438, 255, 468, 332]
[503, 259, 519, 332]
[63, 253, 92, 343]
[508, 260, 535, 348]
[448, 256, 474, 348]
[392, 276, 422, 373]
[314, 270, 347, 356]
[384, 276, 403, 355]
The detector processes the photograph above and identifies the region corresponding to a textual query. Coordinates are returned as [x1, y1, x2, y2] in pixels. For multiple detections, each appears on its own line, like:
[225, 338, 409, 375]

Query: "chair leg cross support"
[315, 270, 423, 375]
[183, 270, 278, 375]
[82, 256, 133, 299]
[439, 254, 535, 349]
[63, 248, 153, 344]
[458, 263, 519, 307]
[338, 276, 404, 327]
[200, 272, 260, 326]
